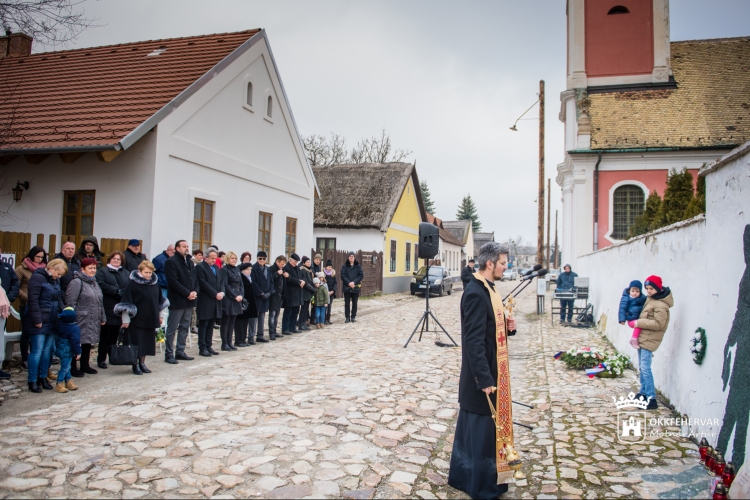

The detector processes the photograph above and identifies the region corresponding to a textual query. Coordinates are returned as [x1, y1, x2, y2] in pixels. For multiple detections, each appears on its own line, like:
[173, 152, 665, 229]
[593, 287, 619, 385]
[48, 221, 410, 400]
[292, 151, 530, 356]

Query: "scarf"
[107, 263, 121, 271]
[24, 257, 46, 272]
[472, 272, 519, 484]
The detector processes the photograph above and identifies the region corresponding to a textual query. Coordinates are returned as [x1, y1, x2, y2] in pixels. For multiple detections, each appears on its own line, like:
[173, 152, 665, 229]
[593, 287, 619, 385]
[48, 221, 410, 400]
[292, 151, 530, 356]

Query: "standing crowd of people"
[0, 238, 365, 391]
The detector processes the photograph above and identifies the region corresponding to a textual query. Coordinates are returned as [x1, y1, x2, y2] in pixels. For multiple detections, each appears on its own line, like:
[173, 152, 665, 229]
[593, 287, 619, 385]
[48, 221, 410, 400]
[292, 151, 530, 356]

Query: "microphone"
[521, 268, 549, 281]
[523, 265, 542, 277]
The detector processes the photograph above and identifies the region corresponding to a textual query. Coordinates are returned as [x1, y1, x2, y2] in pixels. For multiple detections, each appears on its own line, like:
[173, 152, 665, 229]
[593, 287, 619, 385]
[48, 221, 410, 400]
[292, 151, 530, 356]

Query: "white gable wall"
[0, 133, 157, 251]
[149, 35, 315, 257]
[312, 228, 384, 254]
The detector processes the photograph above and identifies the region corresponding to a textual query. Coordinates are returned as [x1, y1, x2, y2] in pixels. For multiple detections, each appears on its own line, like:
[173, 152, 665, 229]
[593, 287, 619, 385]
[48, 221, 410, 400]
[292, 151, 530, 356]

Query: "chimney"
[0, 31, 33, 58]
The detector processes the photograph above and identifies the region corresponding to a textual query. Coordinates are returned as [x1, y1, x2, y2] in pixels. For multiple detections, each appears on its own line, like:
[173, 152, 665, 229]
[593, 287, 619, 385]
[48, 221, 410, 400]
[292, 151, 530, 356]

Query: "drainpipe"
[593, 152, 602, 251]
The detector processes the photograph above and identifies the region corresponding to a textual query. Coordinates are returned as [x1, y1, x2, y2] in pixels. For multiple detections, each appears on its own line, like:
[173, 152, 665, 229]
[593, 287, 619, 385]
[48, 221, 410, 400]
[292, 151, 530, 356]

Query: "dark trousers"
[268, 307, 280, 334]
[299, 301, 311, 326]
[197, 318, 216, 351]
[256, 311, 265, 338]
[98, 324, 121, 363]
[20, 305, 30, 362]
[344, 292, 359, 320]
[282, 306, 299, 332]
[560, 299, 575, 322]
[220, 314, 237, 347]
[235, 317, 249, 344]
[325, 298, 334, 322]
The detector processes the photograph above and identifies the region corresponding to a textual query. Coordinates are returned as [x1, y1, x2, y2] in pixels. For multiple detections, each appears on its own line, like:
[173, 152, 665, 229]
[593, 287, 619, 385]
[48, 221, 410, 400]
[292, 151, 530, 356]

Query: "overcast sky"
[58, 0, 750, 244]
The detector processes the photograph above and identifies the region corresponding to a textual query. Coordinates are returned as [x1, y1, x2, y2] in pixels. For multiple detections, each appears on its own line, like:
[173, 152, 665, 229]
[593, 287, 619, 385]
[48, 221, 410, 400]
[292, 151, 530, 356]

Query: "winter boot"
[54, 382, 68, 393]
[65, 380, 78, 391]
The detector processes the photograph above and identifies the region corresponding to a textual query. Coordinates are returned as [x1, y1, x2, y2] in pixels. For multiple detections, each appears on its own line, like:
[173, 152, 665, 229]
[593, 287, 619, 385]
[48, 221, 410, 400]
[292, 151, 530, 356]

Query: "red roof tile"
[0, 30, 261, 152]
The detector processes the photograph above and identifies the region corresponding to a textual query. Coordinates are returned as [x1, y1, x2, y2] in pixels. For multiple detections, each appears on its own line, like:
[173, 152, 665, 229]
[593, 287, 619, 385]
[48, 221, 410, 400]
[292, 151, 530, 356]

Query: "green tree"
[683, 174, 706, 219]
[629, 191, 662, 238]
[657, 168, 696, 226]
[456, 194, 481, 232]
[420, 180, 436, 214]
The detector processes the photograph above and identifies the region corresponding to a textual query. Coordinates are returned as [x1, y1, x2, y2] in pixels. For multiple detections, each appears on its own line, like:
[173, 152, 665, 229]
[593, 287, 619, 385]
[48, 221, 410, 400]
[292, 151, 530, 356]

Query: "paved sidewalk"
[0, 284, 707, 499]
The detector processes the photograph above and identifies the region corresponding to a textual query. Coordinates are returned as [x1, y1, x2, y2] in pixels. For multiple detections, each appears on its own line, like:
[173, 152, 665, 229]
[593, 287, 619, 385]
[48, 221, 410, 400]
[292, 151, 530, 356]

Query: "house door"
[62, 190, 95, 248]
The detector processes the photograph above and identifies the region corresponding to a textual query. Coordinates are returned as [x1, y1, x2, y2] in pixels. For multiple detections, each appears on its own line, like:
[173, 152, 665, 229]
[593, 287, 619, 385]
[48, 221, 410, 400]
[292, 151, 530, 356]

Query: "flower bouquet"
[595, 352, 632, 378]
[560, 347, 605, 370]
[156, 327, 166, 344]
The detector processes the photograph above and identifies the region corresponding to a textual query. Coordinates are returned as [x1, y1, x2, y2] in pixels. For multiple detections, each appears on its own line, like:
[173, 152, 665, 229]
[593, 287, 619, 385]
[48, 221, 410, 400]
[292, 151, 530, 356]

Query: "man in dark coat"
[55, 241, 81, 292]
[251, 251, 274, 342]
[0, 246, 20, 303]
[449, 242, 517, 500]
[281, 253, 305, 334]
[340, 251, 364, 323]
[268, 256, 287, 339]
[557, 264, 578, 324]
[74, 236, 104, 269]
[195, 249, 224, 356]
[164, 240, 197, 363]
[461, 259, 475, 289]
[153, 244, 175, 298]
[124, 239, 146, 273]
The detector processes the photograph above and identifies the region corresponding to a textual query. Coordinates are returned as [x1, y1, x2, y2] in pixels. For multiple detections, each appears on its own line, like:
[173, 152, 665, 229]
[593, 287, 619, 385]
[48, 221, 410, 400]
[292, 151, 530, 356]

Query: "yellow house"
[312, 162, 427, 294]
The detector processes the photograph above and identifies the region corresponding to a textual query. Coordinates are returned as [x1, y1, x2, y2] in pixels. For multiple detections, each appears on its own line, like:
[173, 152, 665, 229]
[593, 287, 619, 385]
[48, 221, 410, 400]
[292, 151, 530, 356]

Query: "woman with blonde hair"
[220, 251, 243, 351]
[115, 260, 168, 375]
[25, 258, 67, 392]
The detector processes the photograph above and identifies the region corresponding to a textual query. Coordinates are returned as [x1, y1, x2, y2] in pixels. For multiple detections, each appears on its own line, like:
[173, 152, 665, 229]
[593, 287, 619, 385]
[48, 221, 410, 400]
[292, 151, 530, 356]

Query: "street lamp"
[509, 96, 539, 131]
[12, 181, 29, 202]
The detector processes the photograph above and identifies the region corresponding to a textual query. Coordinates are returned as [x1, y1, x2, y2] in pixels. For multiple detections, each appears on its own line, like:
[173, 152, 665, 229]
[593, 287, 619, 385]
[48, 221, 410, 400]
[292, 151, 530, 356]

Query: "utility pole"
[554, 209, 559, 269]
[537, 80, 545, 266]
[546, 178, 551, 269]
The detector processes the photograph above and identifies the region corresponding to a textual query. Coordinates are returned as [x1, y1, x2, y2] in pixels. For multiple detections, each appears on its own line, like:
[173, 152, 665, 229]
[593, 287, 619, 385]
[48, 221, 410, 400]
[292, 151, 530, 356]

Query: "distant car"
[549, 269, 560, 283]
[410, 266, 453, 296]
[502, 269, 518, 281]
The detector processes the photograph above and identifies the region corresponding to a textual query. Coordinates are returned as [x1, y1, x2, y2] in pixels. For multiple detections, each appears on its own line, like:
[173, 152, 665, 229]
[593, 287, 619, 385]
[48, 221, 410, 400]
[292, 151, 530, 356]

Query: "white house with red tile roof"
[0, 29, 317, 259]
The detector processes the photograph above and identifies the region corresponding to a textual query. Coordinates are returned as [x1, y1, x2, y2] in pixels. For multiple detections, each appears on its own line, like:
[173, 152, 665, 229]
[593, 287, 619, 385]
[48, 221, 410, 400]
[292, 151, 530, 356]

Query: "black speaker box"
[418, 222, 439, 259]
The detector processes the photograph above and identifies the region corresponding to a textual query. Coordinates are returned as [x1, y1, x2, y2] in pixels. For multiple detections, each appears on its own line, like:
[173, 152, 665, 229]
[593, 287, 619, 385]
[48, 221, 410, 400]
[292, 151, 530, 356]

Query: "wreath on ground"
[559, 348, 632, 377]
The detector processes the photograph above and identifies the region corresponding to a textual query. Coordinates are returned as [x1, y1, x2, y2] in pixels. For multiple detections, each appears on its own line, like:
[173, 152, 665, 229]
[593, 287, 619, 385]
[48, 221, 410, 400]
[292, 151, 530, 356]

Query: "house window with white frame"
[193, 198, 214, 252]
[405, 242, 411, 272]
[258, 212, 272, 254]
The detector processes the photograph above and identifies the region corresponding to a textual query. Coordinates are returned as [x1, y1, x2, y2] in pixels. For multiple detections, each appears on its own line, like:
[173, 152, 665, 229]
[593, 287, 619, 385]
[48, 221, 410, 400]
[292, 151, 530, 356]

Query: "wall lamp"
[12, 181, 29, 202]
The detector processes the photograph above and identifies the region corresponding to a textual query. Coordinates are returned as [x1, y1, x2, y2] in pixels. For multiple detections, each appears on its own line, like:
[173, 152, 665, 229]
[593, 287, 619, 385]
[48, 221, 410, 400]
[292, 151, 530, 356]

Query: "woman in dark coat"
[219, 252, 244, 351]
[95, 251, 130, 369]
[65, 257, 106, 375]
[297, 257, 316, 330]
[323, 259, 337, 324]
[24, 258, 67, 392]
[340, 252, 364, 322]
[235, 263, 258, 346]
[115, 261, 168, 375]
[15, 246, 48, 369]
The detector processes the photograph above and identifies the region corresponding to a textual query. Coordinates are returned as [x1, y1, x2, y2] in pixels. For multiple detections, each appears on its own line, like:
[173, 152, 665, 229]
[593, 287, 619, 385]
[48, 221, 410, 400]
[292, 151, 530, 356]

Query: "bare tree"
[349, 128, 411, 164]
[0, 79, 20, 149]
[302, 133, 349, 167]
[0, 0, 98, 48]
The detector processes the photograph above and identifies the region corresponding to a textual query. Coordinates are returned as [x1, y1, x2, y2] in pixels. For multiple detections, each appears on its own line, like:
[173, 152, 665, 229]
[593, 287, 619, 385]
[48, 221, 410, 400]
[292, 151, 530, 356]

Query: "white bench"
[1, 307, 22, 367]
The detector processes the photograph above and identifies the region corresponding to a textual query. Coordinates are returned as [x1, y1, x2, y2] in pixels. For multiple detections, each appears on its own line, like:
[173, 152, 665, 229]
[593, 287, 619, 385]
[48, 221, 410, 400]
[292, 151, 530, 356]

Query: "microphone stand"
[503, 278, 535, 303]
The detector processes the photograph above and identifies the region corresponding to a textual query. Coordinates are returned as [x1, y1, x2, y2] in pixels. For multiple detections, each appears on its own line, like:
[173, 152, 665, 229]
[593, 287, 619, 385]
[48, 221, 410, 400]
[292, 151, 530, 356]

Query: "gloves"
[262, 293, 270, 300]
[627, 320, 637, 328]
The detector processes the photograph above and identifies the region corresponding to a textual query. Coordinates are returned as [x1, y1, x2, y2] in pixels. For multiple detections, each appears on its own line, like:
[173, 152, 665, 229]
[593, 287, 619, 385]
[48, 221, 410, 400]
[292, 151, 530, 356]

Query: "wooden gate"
[311, 248, 384, 296]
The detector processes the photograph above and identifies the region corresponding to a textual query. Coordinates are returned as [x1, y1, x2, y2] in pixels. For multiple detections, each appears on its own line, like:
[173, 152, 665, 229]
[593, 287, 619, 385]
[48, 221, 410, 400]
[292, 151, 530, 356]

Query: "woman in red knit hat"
[627, 275, 673, 410]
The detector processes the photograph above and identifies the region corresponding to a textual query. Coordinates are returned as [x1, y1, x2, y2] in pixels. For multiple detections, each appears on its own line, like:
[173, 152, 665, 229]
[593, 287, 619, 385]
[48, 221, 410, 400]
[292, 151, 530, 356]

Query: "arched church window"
[607, 6, 630, 15]
[267, 96, 273, 119]
[612, 184, 645, 239]
[246, 82, 253, 106]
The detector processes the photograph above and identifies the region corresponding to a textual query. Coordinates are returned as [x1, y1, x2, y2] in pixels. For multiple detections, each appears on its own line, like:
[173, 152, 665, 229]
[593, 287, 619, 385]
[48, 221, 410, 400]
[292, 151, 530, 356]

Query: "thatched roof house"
[313, 162, 427, 294]
[313, 162, 426, 231]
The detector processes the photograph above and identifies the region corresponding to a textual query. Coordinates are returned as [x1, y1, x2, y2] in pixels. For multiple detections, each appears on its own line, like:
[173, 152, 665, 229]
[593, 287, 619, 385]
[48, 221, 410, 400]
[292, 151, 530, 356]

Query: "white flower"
[583, 353, 590, 358]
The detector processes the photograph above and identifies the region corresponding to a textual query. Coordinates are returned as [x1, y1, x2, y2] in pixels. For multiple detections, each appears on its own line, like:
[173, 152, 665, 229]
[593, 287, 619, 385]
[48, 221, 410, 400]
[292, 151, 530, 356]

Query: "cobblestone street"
[0, 282, 706, 499]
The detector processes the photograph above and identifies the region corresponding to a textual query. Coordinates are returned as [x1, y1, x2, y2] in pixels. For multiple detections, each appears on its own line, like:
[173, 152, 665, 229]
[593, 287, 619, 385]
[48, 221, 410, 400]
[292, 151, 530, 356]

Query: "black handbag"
[109, 328, 140, 365]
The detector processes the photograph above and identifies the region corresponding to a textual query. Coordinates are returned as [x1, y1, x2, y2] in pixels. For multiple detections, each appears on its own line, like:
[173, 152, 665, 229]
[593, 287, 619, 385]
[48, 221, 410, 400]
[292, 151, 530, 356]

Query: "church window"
[607, 5, 630, 15]
[612, 185, 645, 240]
[246, 82, 253, 106]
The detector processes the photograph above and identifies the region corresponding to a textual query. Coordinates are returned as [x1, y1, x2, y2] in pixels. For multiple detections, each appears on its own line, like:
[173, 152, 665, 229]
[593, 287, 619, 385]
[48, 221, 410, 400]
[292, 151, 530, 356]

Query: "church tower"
[567, 0, 671, 89]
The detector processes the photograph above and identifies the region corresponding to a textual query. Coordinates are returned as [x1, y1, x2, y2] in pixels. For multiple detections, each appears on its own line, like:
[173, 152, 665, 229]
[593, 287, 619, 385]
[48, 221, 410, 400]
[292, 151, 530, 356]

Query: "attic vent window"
[266, 96, 273, 118]
[147, 47, 167, 57]
[607, 5, 630, 14]
[246, 82, 253, 106]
